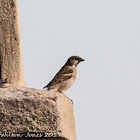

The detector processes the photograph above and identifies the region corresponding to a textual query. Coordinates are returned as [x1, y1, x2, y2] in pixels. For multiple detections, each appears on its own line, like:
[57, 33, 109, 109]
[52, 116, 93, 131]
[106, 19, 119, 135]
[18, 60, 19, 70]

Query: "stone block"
[0, 86, 75, 140]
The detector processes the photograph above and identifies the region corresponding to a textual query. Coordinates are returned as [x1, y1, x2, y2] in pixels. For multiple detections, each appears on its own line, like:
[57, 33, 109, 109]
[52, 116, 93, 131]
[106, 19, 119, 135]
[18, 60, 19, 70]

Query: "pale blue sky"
[19, 0, 140, 140]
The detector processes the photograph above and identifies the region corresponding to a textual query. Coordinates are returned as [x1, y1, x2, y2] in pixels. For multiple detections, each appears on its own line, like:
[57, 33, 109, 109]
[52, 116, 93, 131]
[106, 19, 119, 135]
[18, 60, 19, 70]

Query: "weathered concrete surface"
[0, 0, 25, 86]
[0, 86, 75, 140]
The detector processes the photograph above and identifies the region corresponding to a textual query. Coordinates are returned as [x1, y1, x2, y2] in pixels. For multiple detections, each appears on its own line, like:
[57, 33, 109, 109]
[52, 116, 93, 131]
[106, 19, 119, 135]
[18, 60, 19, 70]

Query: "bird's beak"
[79, 58, 85, 62]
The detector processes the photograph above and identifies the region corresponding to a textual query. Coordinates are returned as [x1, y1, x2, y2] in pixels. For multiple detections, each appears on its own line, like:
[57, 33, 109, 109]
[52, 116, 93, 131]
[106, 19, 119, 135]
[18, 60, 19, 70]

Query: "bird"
[43, 56, 84, 93]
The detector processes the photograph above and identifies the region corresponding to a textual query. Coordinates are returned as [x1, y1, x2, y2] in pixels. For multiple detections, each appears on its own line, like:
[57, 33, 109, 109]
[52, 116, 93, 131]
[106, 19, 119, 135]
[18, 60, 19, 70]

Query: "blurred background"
[18, 0, 140, 139]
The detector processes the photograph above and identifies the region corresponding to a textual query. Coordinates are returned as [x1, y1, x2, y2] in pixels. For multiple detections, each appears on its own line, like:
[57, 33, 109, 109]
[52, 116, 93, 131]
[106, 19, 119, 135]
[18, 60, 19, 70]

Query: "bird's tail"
[43, 86, 48, 89]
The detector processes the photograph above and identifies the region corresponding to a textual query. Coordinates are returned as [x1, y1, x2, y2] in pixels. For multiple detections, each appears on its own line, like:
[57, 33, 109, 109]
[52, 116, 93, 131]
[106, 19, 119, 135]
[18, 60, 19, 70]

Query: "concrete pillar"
[0, 0, 76, 140]
[0, 0, 25, 86]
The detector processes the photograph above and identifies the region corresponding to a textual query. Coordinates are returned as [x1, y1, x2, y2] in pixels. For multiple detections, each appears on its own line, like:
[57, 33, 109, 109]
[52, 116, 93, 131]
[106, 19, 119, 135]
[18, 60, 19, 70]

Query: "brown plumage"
[43, 56, 84, 93]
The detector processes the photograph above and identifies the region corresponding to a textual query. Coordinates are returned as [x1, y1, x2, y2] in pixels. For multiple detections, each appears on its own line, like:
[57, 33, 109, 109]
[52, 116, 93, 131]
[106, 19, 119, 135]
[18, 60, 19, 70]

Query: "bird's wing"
[43, 66, 73, 89]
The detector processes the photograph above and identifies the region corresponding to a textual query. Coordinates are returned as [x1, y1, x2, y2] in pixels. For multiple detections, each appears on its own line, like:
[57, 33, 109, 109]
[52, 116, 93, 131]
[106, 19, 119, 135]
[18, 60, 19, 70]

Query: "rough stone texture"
[0, 86, 76, 140]
[0, 0, 25, 86]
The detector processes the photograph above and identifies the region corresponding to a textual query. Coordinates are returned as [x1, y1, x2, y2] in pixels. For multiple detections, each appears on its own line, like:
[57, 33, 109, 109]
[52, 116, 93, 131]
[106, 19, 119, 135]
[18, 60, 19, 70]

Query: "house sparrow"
[43, 56, 84, 93]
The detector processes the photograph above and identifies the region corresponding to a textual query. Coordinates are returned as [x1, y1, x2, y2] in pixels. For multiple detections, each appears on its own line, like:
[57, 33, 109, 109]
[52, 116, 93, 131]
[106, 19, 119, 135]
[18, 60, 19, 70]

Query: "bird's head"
[66, 56, 85, 66]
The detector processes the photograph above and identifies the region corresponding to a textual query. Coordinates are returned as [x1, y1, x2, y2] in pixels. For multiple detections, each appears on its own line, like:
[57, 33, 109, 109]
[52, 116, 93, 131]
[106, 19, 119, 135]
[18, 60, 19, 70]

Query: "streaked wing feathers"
[46, 66, 73, 88]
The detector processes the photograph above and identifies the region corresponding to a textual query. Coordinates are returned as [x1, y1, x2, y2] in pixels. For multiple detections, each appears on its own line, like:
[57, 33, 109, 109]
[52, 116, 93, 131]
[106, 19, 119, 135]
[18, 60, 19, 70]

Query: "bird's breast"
[72, 66, 77, 79]
[58, 77, 75, 92]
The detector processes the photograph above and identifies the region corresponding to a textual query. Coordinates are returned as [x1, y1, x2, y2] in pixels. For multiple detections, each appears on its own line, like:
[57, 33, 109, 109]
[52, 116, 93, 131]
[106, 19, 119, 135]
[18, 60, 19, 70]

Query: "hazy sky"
[18, 0, 140, 140]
